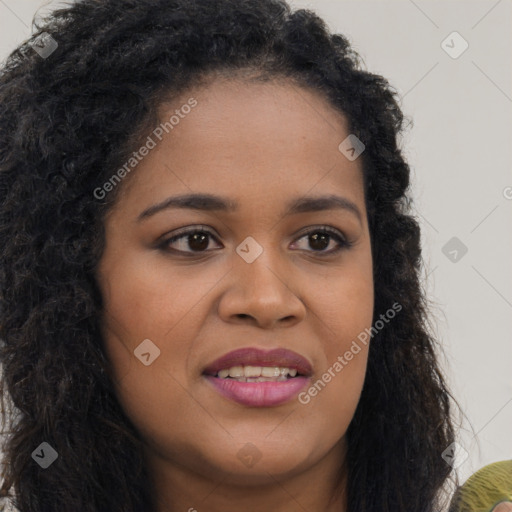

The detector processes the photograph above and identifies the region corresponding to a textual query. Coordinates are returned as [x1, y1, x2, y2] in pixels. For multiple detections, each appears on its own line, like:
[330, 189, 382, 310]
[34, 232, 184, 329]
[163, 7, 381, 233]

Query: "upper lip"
[203, 347, 313, 377]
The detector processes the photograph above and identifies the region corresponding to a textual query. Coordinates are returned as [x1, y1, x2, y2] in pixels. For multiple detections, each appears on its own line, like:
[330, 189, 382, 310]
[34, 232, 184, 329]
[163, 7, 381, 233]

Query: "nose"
[217, 249, 306, 329]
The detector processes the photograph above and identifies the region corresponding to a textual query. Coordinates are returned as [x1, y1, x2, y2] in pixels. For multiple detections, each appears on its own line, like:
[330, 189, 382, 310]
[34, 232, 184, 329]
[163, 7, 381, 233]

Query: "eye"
[159, 225, 221, 254]
[159, 225, 352, 256]
[291, 226, 352, 255]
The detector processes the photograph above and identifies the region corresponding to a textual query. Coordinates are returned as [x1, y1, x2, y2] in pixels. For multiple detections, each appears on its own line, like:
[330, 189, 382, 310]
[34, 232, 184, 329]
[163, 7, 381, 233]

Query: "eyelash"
[158, 225, 353, 257]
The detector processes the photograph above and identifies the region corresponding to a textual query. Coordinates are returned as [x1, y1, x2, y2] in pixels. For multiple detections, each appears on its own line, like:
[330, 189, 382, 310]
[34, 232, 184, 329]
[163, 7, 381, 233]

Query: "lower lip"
[204, 375, 310, 407]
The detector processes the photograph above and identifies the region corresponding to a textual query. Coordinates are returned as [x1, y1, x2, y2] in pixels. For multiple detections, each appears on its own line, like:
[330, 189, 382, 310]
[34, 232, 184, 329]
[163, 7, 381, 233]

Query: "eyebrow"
[137, 193, 363, 225]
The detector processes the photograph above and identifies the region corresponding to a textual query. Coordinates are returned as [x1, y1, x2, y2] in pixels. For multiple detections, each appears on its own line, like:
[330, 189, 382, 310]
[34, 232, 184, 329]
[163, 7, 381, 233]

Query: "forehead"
[159, 76, 350, 156]
[115, 77, 365, 218]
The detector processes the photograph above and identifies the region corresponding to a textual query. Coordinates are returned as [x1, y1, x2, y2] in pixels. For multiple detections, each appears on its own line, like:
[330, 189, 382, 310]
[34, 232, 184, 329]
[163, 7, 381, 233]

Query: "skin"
[96, 76, 374, 512]
[493, 503, 512, 512]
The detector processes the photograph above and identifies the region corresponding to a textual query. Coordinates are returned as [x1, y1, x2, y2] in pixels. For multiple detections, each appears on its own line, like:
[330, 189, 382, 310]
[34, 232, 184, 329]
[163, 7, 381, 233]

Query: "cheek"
[96, 252, 200, 399]
[98, 252, 220, 365]
[97, 254, 213, 445]
[108, 364, 206, 454]
[307, 250, 374, 345]
[99, 253, 191, 336]
[297, 256, 373, 437]
[295, 320, 370, 456]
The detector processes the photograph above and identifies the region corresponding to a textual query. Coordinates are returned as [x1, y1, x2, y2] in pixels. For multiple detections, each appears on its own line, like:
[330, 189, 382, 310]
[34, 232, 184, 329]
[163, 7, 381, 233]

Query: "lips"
[202, 347, 313, 377]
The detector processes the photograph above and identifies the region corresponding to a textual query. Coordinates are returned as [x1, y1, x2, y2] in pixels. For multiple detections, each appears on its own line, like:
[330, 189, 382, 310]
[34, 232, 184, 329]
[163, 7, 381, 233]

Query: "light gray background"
[1, 0, 511, 493]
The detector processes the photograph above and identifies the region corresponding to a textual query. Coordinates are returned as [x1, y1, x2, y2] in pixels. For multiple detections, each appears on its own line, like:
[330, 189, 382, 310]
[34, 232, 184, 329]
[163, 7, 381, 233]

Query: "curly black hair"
[0, 0, 464, 511]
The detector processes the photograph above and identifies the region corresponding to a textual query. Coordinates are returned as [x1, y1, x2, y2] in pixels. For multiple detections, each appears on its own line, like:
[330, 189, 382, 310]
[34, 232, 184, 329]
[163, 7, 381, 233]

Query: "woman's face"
[97, 77, 374, 492]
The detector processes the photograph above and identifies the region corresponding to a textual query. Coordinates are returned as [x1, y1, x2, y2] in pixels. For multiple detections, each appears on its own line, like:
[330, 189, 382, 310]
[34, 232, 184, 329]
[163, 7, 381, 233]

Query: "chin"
[213, 455, 311, 486]
[203, 441, 316, 483]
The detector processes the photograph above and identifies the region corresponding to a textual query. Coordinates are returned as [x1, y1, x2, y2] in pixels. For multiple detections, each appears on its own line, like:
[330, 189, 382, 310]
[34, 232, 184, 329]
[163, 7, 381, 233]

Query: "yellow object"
[449, 460, 512, 512]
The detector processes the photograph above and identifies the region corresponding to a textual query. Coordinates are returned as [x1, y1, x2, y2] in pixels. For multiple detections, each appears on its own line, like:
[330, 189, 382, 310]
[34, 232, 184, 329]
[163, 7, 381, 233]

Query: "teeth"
[229, 366, 244, 378]
[251, 375, 288, 382]
[244, 365, 261, 378]
[261, 367, 280, 377]
[215, 366, 299, 379]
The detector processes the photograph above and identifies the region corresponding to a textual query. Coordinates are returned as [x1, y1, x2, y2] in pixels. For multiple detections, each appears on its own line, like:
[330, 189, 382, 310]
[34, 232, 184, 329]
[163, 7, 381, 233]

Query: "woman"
[0, 0, 462, 510]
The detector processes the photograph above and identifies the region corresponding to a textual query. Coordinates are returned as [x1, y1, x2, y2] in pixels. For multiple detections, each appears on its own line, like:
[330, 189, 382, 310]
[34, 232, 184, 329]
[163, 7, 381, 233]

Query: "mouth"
[202, 347, 312, 407]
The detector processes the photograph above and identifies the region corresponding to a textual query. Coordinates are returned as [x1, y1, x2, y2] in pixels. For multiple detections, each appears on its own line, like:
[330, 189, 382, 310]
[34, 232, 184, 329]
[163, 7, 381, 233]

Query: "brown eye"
[163, 229, 219, 254]
[160, 225, 352, 256]
[291, 227, 352, 255]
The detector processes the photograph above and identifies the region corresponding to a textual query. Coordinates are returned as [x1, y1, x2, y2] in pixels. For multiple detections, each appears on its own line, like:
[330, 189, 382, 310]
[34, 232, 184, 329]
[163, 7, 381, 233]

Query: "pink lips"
[203, 347, 312, 407]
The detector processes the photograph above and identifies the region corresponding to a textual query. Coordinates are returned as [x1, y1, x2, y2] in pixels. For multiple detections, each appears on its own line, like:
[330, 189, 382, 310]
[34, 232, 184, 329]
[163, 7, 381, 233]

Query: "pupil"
[310, 233, 329, 251]
[189, 233, 209, 251]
